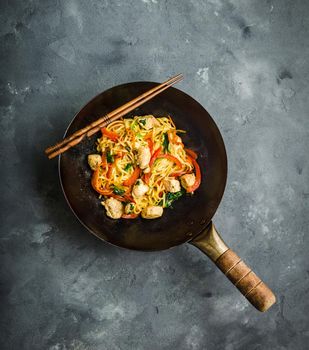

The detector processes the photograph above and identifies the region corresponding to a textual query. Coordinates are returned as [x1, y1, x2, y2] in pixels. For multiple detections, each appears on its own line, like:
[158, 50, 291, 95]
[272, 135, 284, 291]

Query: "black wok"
[59, 82, 275, 312]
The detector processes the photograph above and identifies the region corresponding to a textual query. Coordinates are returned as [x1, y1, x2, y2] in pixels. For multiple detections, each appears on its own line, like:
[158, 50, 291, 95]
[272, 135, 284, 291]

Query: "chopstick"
[45, 74, 183, 159]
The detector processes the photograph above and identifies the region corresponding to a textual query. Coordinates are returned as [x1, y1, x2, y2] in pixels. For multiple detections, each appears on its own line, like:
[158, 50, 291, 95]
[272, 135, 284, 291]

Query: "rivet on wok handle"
[189, 222, 276, 312]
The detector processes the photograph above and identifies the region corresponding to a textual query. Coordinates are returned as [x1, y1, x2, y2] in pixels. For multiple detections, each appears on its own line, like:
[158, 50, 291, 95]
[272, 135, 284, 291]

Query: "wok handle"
[190, 222, 276, 312]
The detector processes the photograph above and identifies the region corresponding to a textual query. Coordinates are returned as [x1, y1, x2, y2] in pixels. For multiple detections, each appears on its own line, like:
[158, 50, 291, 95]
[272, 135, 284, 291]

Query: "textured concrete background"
[1, 0, 309, 349]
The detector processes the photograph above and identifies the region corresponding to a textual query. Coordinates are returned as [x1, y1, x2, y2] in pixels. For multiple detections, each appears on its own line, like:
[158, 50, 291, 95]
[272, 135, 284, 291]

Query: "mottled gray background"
[1, 0, 308, 349]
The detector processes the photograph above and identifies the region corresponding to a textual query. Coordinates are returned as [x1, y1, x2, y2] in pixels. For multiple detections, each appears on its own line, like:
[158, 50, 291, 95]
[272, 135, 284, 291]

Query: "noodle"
[89, 115, 200, 219]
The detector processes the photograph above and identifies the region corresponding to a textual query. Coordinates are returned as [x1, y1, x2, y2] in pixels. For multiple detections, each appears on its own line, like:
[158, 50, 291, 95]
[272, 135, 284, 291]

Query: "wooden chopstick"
[45, 73, 182, 157]
[46, 74, 183, 159]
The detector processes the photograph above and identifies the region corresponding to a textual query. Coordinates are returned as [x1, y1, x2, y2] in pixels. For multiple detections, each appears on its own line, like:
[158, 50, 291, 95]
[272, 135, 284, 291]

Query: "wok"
[59, 81, 276, 312]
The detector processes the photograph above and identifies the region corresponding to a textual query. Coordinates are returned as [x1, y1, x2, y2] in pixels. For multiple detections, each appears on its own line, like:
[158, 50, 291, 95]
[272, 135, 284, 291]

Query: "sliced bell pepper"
[146, 138, 153, 155]
[170, 170, 188, 177]
[185, 148, 198, 160]
[91, 168, 112, 195]
[144, 147, 162, 184]
[186, 156, 201, 193]
[121, 213, 139, 219]
[101, 127, 118, 142]
[123, 167, 140, 186]
[149, 147, 161, 167]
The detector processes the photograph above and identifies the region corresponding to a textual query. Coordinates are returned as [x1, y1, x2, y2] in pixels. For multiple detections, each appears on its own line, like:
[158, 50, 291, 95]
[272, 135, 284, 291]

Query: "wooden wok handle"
[190, 222, 276, 312]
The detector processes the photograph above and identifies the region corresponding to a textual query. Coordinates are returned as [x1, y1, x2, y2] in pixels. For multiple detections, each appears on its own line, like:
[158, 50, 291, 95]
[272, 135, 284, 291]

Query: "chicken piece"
[88, 154, 102, 170]
[180, 173, 196, 190]
[136, 146, 151, 169]
[143, 166, 151, 174]
[163, 178, 181, 193]
[102, 198, 123, 219]
[124, 202, 135, 214]
[132, 179, 149, 198]
[139, 115, 159, 130]
[141, 206, 163, 219]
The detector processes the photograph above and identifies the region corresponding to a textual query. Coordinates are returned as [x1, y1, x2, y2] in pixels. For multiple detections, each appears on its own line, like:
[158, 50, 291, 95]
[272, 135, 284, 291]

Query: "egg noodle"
[90, 115, 201, 219]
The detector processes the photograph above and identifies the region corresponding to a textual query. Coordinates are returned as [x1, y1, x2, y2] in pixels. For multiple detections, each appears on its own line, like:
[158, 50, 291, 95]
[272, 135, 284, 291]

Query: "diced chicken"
[163, 178, 181, 193]
[102, 198, 123, 219]
[139, 115, 159, 130]
[88, 154, 102, 170]
[141, 206, 163, 219]
[132, 179, 149, 197]
[143, 166, 151, 174]
[137, 146, 151, 169]
[180, 173, 196, 190]
[124, 202, 135, 214]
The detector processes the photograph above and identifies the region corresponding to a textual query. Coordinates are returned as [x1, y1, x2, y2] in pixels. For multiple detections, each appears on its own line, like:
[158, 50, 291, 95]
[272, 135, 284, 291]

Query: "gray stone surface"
[1, 0, 308, 349]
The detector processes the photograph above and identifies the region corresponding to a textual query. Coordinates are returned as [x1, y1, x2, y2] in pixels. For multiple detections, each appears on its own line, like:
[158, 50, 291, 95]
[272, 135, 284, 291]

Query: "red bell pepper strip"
[121, 213, 139, 219]
[144, 147, 162, 184]
[101, 127, 118, 142]
[158, 154, 182, 169]
[186, 156, 201, 193]
[123, 167, 140, 186]
[149, 147, 161, 167]
[170, 170, 188, 177]
[106, 164, 113, 179]
[91, 168, 112, 196]
[185, 148, 198, 160]
[146, 138, 153, 155]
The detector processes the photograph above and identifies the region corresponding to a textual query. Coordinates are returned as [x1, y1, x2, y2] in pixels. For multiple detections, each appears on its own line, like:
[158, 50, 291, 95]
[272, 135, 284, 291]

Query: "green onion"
[139, 119, 146, 126]
[112, 185, 125, 196]
[162, 133, 169, 153]
[106, 150, 114, 163]
[124, 163, 132, 171]
[164, 189, 185, 208]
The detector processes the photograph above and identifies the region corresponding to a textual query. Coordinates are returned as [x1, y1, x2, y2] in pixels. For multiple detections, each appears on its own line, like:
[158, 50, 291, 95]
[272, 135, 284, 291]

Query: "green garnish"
[106, 150, 114, 163]
[164, 189, 185, 208]
[130, 120, 138, 131]
[112, 185, 125, 196]
[124, 163, 132, 171]
[139, 118, 146, 126]
[162, 133, 169, 153]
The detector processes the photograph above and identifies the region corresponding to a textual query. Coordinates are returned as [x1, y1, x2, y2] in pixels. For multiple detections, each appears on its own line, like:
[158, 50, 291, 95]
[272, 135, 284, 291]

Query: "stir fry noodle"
[88, 115, 201, 219]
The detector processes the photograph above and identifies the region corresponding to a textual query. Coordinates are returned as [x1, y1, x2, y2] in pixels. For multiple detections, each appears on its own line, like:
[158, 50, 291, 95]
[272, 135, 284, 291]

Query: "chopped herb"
[162, 133, 169, 153]
[112, 185, 125, 196]
[136, 132, 143, 139]
[139, 118, 146, 126]
[135, 179, 141, 186]
[106, 150, 114, 163]
[158, 199, 163, 206]
[130, 120, 138, 131]
[124, 163, 132, 171]
[165, 189, 185, 208]
[125, 145, 131, 152]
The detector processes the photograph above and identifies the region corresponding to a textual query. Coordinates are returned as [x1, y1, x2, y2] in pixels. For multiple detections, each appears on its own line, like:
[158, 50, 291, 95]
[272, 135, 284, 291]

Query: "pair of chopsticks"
[45, 73, 183, 159]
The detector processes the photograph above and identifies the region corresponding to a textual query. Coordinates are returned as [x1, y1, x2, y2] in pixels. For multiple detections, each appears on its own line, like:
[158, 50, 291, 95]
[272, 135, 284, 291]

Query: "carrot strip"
[101, 127, 118, 142]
